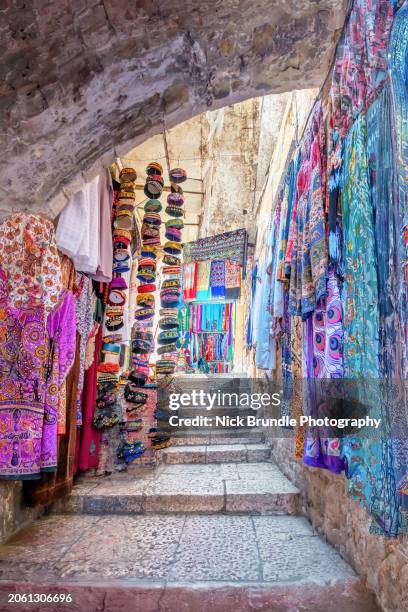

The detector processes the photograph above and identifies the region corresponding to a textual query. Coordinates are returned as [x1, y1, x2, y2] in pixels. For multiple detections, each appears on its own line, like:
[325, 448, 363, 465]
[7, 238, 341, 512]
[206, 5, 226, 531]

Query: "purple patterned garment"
[0, 305, 47, 479]
[303, 270, 346, 473]
[42, 290, 76, 471]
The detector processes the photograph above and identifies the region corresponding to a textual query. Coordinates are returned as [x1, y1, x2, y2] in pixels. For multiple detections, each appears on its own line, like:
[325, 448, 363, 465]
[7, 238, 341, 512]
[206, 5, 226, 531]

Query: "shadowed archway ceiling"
[0, 0, 347, 216]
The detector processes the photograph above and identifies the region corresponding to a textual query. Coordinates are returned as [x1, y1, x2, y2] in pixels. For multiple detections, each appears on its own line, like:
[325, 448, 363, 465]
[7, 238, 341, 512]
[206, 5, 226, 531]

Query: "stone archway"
[0, 0, 347, 216]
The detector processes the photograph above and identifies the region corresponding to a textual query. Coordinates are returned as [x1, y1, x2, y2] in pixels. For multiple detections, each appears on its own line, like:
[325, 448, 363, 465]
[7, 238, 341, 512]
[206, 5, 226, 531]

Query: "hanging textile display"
[183, 228, 248, 273]
[0, 215, 74, 480]
[245, 0, 408, 538]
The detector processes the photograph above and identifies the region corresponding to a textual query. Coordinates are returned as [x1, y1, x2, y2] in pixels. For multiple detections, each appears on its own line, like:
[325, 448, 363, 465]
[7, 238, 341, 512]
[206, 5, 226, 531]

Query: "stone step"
[55, 463, 300, 515]
[161, 443, 271, 464]
[0, 514, 379, 612]
[171, 431, 265, 445]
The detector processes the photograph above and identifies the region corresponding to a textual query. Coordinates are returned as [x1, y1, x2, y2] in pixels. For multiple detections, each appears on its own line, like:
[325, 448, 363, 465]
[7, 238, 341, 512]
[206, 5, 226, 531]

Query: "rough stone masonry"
[0, 0, 346, 216]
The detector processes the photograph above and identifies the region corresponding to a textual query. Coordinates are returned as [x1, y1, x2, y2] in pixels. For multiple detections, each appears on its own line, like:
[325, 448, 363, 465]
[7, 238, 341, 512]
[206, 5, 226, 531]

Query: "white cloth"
[57, 174, 102, 275]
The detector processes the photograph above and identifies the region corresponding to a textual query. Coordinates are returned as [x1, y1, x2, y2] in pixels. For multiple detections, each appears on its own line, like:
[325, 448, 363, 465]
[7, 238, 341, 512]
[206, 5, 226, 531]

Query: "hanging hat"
[138, 257, 156, 269]
[117, 203, 135, 213]
[110, 277, 128, 290]
[124, 419, 144, 432]
[132, 330, 153, 342]
[137, 283, 156, 294]
[165, 205, 184, 218]
[157, 342, 178, 354]
[136, 293, 155, 308]
[112, 261, 130, 274]
[113, 235, 131, 248]
[114, 214, 134, 231]
[132, 338, 152, 354]
[159, 308, 179, 317]
[160, 295, 180, 307]
[167, 193, 184, 207]
[113, 228, 132, 241]
[141, 222, 160, 238]
[156, 359, 176, 375]
[164, 241, 182, 255]
[108, 288, 127, 306]
[118, 190, 135, 200]
[134, 307, 155, 321]
[143, 212, 162, 226]
[169, 168, 187, 184]
[159, 317, 179, 330]
[163, 266, 181, 276]
[158, 330, 179, 345]
[120, 167, 137, 182]
[141, 245, 157, 258]
[137, 268, 156, 283]
[163, 254, 180, 266]
[162, 279, 181, 290]
[165, 228, 182, 242]
[144, 199, 162, 213]
[105, 316, 124, 331]
[146, 162, 163, 176]
[142, 237, 161, 246]
[144, 175, 164, 198]
[119, 181, 135, 192]
[170, 183, 184, 195]
[165, 218, 184, 229]
[117, 441, 145, 463]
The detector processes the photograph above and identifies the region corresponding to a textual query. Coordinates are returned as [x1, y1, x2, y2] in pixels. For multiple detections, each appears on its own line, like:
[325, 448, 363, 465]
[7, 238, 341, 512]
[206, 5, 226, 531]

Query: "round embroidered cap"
[163, 254, 180, 266]
[165, 205, 184, 218]
[144, 199, 162, 213]
[163, 241, 182, 255]
[120, 167, 137, 182]
[143, 212, 162, 226]
[167, 192, 184, 207]
[159, 317, 179, 330]
[146, 162, 163, 176]
[169, 168, 187, 184]
[158, 330, 179, 345]
[134, 307, 155, 320]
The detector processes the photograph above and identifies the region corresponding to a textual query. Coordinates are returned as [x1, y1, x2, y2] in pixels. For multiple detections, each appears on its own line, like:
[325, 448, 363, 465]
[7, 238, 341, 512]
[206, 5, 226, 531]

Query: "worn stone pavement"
[0, 431, 380, 611]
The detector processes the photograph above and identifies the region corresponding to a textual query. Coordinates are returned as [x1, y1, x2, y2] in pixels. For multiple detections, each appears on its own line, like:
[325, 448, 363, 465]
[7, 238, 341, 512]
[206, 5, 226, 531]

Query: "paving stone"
[169, 516, 261, 581]
[225, 476, 300, 514]
[204, 444, 247, 463]
[162, 445, 207, 464]
[244, 443, 271, 461]
[143, 478, 225, 513]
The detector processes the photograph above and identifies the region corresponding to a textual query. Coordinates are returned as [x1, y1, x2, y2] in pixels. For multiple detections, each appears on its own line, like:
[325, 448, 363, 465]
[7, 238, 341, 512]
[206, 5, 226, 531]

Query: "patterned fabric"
[328, 0, 394, 158]
[196, 261, 211, 300]
[225, 260, 241, 300]
[303, 271, 346, 473]
[44, 290, 76, 470]
[288, 103, 328, 319]
[183, 229, 248, 275]
[210, 260, 226, 299]
[74, 275, 94, 426]
[338, 113, 402, 536]
[182, 262, 197, 301]
[276, 158, 297, 282]
[0, 305, 47, 479]
[0, 214, 63, 317]
[388, 0, 408, 530]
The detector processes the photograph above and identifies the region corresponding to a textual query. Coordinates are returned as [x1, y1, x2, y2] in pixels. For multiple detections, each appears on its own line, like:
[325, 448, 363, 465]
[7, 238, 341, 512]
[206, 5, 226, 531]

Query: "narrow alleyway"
[0, 410, 378, 612]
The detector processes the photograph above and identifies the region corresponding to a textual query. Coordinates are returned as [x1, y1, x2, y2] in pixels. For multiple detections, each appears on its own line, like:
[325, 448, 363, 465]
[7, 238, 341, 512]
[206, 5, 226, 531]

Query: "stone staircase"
[0, 430, 379, 612]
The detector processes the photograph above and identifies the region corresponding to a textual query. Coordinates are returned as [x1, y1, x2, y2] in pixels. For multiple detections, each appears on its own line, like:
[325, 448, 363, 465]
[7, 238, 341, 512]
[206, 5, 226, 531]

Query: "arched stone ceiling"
[0, 0, 347, 216]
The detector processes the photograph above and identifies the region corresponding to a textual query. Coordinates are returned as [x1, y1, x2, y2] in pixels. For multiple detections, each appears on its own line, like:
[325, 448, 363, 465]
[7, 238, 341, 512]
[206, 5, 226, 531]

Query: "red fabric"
[74, 327, 102, 474]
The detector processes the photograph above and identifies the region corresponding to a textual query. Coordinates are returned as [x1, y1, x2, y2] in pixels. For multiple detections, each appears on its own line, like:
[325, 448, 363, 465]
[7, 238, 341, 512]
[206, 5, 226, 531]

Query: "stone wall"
[269, 438, 408, 612]
[0, 482, 43, 545]
[0, 0, 347, 217]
